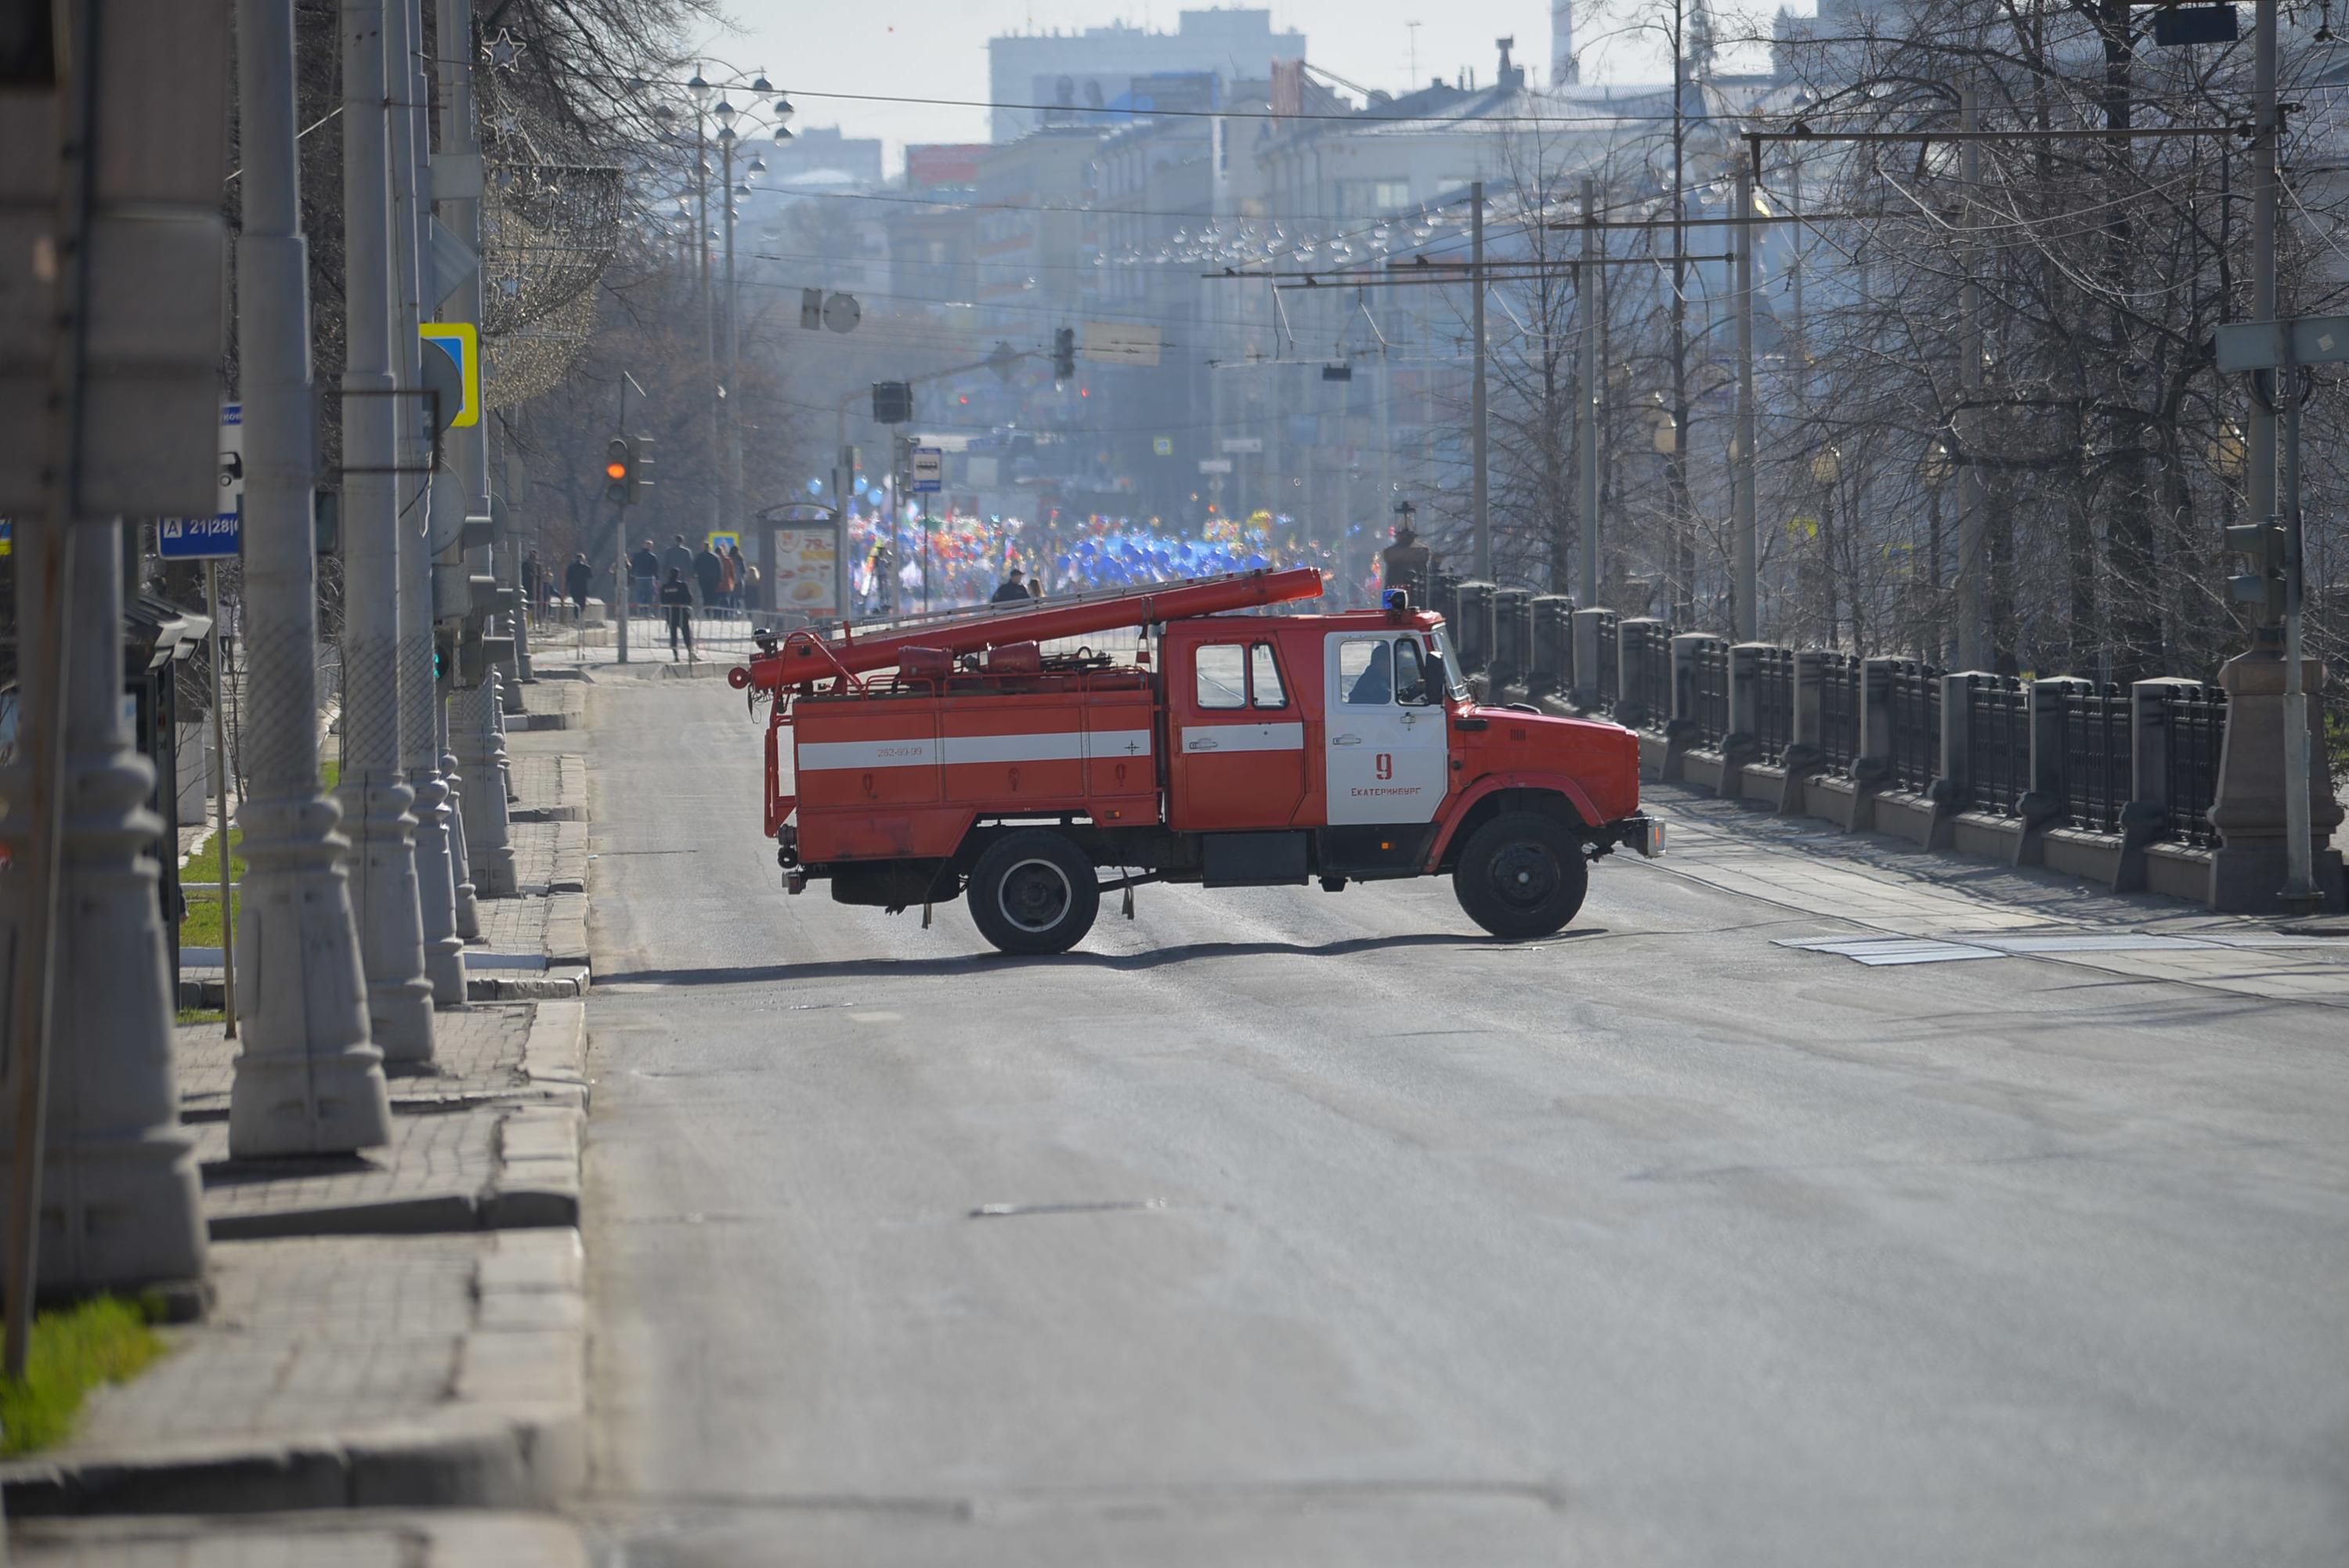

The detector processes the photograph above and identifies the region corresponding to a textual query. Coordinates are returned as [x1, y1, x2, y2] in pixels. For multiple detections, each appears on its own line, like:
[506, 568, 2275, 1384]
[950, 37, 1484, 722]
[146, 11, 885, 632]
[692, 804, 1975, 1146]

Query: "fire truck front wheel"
[968, 830, 1102, 956]
[1452, 811, 1589, 940]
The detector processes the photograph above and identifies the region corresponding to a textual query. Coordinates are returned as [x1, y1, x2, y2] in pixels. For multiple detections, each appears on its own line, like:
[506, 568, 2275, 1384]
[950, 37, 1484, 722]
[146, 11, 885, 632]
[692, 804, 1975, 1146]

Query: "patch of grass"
[177, 762, 340, 946]
[0, 1295, 168, 1456]
[175, 1006, 224, 1026]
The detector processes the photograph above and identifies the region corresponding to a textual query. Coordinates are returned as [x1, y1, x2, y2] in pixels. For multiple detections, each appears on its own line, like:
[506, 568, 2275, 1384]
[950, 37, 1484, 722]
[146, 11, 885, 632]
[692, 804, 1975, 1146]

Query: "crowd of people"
[844, 509, 1404, 616]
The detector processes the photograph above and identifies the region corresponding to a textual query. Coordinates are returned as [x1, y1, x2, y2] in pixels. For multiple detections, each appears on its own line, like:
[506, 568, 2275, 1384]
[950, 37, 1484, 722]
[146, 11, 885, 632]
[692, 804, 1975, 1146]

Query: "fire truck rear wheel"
[968, 830, 1102, 956]
[1453, 811, 1588, 940]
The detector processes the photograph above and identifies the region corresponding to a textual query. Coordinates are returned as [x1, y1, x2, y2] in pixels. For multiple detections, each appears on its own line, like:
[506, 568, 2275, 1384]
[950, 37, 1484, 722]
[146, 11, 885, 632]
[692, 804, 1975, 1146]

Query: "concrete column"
[452, 669, 515, 896]
[441, 692, 481, 939]
[0, 522, 206, 1292]
[1779, 649, 1831, 817]
[227, 0, 393, 1154]
[2208, 647, 2345, 910]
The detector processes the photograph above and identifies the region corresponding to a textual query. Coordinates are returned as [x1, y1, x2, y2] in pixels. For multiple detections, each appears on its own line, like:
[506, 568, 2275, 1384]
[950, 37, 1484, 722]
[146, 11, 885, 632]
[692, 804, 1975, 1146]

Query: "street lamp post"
[388, 0, 468, 1004]
[334, 0, 435, 1060]
[706, 81, 793, 615]
[227, 0, 396, 1156]
[435, 0, 516, 900]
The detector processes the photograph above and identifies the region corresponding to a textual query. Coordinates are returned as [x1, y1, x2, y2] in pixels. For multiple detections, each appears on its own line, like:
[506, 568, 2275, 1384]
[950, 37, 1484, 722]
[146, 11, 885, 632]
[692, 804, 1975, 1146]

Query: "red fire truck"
[729, 567, 1660, 955]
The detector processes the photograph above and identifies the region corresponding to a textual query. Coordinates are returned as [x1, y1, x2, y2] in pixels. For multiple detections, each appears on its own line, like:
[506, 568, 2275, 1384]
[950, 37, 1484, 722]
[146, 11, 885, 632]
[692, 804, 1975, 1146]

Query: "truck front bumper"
[1598, 814, 1665, 859]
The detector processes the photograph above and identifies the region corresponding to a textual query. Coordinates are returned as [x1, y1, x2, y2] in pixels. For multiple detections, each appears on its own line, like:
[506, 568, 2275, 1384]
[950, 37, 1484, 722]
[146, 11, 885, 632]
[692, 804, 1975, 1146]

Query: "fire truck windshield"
[1430, 628, 1471, 703]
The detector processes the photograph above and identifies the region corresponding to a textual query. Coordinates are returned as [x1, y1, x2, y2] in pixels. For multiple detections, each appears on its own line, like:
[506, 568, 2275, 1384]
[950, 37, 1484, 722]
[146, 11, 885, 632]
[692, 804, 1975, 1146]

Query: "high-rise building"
[987, 9, 1306, 142]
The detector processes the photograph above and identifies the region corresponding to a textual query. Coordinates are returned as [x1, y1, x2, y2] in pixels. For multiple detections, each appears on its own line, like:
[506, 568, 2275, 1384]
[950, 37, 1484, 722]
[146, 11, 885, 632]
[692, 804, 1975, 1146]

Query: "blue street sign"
[159, 513, 240, 559]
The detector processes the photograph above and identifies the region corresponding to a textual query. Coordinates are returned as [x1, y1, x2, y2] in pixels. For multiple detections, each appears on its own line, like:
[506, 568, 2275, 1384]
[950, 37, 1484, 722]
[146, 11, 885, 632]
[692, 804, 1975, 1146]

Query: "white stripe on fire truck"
[1179, 721, 1305, 754]
[796, 730, 1155, 772]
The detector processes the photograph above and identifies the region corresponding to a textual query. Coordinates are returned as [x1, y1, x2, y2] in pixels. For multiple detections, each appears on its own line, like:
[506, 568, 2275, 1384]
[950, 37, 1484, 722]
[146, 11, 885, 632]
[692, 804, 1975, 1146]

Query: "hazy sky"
[703, 1, 1759, 173]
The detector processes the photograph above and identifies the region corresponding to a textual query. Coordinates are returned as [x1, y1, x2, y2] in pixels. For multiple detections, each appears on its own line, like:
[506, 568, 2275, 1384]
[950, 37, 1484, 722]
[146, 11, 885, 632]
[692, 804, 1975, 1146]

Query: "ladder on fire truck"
[732, 566, 1327, 692]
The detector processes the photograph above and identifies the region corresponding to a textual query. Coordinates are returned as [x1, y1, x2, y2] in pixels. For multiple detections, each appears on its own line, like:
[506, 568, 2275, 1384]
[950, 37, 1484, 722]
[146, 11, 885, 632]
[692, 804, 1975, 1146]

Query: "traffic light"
[872, 381, 912, 425]
[1052, 327, 1075, 383]
[603, 437, 632, 504]
[630, 435, 654, 500]
[2224, 519, 2287, 623]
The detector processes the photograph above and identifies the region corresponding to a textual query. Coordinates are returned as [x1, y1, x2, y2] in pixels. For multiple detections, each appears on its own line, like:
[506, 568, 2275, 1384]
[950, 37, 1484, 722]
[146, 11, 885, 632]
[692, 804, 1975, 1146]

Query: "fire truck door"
[1323, 631, 1446, 826]
[1171, 637, 1306, 829]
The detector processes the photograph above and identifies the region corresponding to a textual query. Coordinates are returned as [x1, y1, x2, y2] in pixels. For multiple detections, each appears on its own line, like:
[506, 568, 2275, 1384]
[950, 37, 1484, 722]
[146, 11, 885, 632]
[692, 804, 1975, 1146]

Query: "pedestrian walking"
[564, 553, 592, 620]
[991, 568, 1029, 605]
[519, 549, 543, 623]
[1027, 572, 1046, 601]
[659, 567, 696, 661]
[717, 547, 738, 611]
[693, 538, 725, 611]
[725, 543, 750, 610]
[630, 538, 660, 614]
[663, 533, 694, 587]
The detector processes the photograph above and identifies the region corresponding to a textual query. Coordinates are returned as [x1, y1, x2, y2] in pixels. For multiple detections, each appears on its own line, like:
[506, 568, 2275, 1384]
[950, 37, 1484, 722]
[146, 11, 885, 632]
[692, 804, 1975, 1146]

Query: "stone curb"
[1, 1231, 588, 1519]
[206, 1105, 583, 1242]
[11, 1509, 591, 1567]
[544, 891, 590, 970]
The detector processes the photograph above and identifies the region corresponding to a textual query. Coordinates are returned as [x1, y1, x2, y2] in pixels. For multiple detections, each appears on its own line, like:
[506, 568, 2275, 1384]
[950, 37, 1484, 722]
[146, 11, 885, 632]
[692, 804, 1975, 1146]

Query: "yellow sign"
[418, 322, 481, 428]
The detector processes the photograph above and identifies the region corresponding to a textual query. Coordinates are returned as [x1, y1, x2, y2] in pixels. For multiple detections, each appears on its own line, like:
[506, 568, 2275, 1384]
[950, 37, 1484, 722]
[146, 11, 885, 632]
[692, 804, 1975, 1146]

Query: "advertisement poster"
[772, 525, 840, 617]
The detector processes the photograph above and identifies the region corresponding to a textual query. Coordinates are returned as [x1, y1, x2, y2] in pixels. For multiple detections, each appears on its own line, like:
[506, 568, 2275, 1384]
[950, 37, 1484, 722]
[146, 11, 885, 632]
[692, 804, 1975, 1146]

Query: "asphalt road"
[580, 672, 2349, 1567]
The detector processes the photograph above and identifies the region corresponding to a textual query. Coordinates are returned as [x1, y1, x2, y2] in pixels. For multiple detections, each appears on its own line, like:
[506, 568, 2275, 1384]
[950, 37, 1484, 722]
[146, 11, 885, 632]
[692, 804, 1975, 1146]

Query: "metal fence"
[1587, 611, 1620, 711]
[1688, 639, 1729, 746]
[2159, 681, 2228, 847]
[2062, 683, 2130, 834]
[1529, 595, 1573, 695]
[1964, 674, 2029, 815]
[1620, 621, 1674, 729]
[1815, 653, 1862, 774]
[1749, 645, 1794, 764]
[1884, 660, 1942, 793]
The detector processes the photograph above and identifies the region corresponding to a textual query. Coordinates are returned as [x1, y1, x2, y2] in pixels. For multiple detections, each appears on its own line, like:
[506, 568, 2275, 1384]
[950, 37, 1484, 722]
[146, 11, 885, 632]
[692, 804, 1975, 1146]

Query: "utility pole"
[1470, 179, 1491, 579]
[1733, 154, 1758, 641]
[227, 0, 394, 1157]
[1668, 0, 1693, 623]
[721, 125, 748, 609]
[1956, 86, 1989, 670]
[388, 0, 467, 1004]
[435, 0, 515, 898]
[2246, 0, 2278, 536]
[336, 0, 435, 1060]
[1578, 177, 1599, 607]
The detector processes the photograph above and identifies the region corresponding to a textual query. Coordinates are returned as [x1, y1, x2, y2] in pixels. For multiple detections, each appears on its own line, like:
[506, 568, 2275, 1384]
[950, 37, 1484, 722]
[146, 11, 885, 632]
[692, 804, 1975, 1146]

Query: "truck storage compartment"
[1201, 831, 1309, 887]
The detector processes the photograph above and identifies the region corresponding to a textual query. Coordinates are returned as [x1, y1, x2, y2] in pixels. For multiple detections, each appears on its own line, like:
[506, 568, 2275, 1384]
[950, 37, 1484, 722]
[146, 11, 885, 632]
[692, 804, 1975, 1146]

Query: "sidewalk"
[5, 676, 598, 1562]
[1639, 782, 2349, 1005]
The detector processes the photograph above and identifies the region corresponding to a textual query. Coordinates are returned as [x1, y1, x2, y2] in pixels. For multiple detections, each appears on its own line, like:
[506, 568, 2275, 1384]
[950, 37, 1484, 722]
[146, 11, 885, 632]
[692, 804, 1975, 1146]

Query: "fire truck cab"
[733, 569, 1659, 956]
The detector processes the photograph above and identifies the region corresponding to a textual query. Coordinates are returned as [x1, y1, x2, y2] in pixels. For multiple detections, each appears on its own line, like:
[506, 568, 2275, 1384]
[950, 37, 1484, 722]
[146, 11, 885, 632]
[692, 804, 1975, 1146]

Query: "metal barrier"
[1964, 674, 2029, 815]
[1883, 660, 1942, 793]
[1688, 638, 1729, 746]
[2062, 684, 2130, 834]
[2158, 681, 2228, 846]
[1749, 645, 1794, 764]
[1815, 653, 1863, 773]
[1618, 620, 1674, 730]
[1453, 581, 1497, 674]
[1528, 594, 1574, 695]
[1491, 588, 1533, 685]
[1586, 610, 1620, 711]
